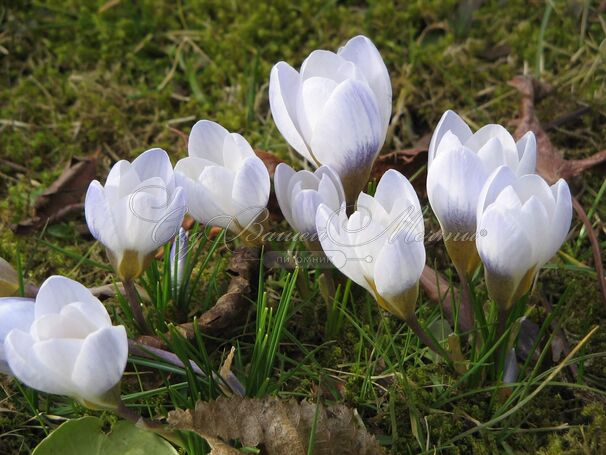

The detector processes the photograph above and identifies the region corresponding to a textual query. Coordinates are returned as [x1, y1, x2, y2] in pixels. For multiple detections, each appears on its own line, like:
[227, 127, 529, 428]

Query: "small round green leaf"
[32, 416, 178, 455]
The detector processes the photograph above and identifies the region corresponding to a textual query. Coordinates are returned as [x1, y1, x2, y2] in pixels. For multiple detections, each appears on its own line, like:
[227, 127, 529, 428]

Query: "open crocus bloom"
[427, 110, 537, 277]
[175, 120, 270, 238]
[85, 148, 186, 280]
[0, 298, 34, 375]
[274, 163, 345, 240]
[476, 166, 572, 310]
[270, 35, 391, 204]
[316, 170, 425, 320]
[4, 276, 128, 409]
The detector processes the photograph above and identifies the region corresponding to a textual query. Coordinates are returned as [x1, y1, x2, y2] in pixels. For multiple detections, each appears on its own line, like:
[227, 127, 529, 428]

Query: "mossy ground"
[1, 1, 605, 453]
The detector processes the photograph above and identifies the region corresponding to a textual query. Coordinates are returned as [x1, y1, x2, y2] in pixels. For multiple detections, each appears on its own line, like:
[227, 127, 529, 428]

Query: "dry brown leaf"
[510, 76, 606, 184]
[14, 151, 99, 233]
[168, 396, 385, 455]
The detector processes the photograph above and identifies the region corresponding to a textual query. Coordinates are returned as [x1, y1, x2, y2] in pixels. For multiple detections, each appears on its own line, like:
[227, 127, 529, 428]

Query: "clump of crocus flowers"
[0, 34, 573, 448]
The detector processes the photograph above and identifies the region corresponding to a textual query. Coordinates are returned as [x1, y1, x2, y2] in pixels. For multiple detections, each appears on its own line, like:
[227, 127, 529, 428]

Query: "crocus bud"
[476, 166, 572, 310]
[269, 35, 391, 204]
[0, 298, 34, 374]
[427, 110, 537, 278]
[316, 170, 425, 320]
[170, 227, 188, 290]
[274, 164, 345, 241]
[175, 120, 270, 238]
[4, 276, 128, 410]
[85, 148, 187, 281]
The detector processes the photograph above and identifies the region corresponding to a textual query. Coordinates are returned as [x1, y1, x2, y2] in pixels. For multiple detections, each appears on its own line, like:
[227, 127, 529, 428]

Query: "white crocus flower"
[274, 164, 345, 240]
[316, 170, 425, 321]
[269, 35, 391, 204]
[4, 276, 128, 410]
[426, 110, 537, 278]
[175, 120, 270, 238]
[85, 148, 187, 281]
[0, 298, 34, 375]
[476, 166, 572, 310]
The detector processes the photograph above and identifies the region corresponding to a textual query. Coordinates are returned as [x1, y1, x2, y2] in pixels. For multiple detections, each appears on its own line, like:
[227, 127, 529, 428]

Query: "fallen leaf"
[509, 76, 606, 184]
[14, 151, 99, 233]
[168, 396, 384, 455]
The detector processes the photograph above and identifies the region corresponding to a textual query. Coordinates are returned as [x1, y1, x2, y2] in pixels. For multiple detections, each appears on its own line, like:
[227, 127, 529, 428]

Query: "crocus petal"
[300, 50, 349, 81]
[274, 163, 297, 226]
[291, 190, 323, 235]
[542, 179, 572, 266]
[232, 156, 270, 227]
[131, 148, 174, 185]
[35, 276, 102, 319]
[188, 120, 229, 164]
[269, 62, 313, 162]
[317, 203, 372, 294]
[104, 161, 141, 199]
[338, 35, 392, 133]
[427, 146, 487, 234]
[222, 133, 256, 172]
[0, 298, 35, 374]
[374, 169, 420, 219]
[85, 181, 124, 254]
[476, 166, 517, 224]
[464, 124, 517, 158]
[310, 79, 382, 180]
[476, 137, 509, 174]
[298, 76, 338, 144]
[477, 204, 536, 282]
[5, 330, 73, 395]
[427, 110, 472, 164]
[71, 326, 128, 401]
[316, 167, 345, 211]
[374, 234, 425, 302]
[515, 131, 536, 175]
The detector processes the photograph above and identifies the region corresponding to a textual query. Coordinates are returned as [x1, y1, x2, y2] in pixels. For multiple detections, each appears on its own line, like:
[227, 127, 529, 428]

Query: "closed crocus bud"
[476, 166, 572, 311]
[170, 227, 188, 290]
[4, 276, 128, 410]
[0, 298, 35, 375]
[85, 148, 186, 281]
[427, 110, 537, 278]
[274, 163, 345, 241]
[270, 35, 391, 204]
[316, 170, 425, 321]
[175, 120, 270, 239]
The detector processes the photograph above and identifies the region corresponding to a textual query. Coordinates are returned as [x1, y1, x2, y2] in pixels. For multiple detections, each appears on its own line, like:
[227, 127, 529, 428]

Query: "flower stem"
[123, 279, 150, 334]
[456, 267, 474, 333]
[405, 312, 455, 364]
